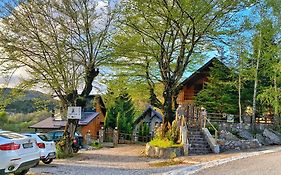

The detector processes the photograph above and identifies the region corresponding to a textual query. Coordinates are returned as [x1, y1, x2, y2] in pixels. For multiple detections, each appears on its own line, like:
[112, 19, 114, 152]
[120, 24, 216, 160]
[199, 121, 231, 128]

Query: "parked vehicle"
[23, 133, 56, 164]
[47, 130, 83, 153]
[0, 130, 40, 175]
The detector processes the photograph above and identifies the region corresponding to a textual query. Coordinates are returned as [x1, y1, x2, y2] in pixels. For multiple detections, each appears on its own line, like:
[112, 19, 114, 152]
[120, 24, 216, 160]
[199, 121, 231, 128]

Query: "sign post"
[67, 107, 82, 120]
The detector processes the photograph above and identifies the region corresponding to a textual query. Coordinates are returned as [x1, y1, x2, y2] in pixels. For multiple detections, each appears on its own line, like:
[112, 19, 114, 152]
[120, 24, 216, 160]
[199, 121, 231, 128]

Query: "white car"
[23, 133, 56, 164]
[0, 130, 40, 175]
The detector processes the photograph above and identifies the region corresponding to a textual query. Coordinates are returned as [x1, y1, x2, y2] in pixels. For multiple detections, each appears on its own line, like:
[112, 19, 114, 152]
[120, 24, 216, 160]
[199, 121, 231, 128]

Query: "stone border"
[145, 143, 184, 159]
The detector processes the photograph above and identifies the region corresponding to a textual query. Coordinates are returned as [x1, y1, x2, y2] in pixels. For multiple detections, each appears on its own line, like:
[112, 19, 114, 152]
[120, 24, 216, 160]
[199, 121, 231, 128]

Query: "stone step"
[189, 148, 211, 153]
[189, 132, 202, 135]
[189, 147, 211, 151]
[189, 145, 210, 149]
[190, 139, 209, 143]
[189, 142, 209, 146]
[187, 127, 212, 155]
[189, 134, 204, 137]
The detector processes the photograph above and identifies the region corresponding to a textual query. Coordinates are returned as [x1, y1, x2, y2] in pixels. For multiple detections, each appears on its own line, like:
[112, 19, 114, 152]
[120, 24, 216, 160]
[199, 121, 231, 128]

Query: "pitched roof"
[29, 117, 66, 129]
[179, 57, 224, 89]
[29, 111, 100, 129]
[78, 112, 99, 126]
[133, 106, 163, 125]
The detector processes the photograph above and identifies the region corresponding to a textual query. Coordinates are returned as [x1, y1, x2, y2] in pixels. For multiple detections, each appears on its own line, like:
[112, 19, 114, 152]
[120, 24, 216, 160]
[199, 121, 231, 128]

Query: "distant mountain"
[1, 88, 58, 114]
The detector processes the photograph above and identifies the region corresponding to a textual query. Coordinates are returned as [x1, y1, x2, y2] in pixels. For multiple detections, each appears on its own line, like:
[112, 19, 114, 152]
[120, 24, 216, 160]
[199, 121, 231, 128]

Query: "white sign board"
[67, 107, 82, 119]
[227, 114, 234, 123]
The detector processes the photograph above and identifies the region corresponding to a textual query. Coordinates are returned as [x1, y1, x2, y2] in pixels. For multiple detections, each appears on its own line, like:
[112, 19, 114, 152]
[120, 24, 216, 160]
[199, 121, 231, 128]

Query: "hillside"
[1, 88, 58, 113]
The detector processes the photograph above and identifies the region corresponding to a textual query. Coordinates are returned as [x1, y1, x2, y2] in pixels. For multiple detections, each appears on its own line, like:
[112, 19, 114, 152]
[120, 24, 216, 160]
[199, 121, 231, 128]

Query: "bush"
[165, 120, 180, 144]
[149, 138, 182, 148]
[90, 140, 102, 149]
[56, 144, 70, 159]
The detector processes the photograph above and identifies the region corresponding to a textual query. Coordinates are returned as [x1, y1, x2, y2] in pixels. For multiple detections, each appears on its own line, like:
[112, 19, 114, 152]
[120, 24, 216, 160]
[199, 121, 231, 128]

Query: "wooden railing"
[203, 116, 218, 141]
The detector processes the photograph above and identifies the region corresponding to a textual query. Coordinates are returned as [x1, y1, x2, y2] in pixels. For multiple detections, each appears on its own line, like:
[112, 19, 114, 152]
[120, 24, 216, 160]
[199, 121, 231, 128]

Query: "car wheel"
[42, 158, 53, 164]
[73, 147, 79, 153]
[14, 169, 29, 175]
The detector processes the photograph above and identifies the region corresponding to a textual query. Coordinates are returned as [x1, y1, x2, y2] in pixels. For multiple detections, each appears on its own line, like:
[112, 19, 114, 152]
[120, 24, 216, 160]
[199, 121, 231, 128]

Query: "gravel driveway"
[29, 144, 186, 175]
[30, 144, 281, 175]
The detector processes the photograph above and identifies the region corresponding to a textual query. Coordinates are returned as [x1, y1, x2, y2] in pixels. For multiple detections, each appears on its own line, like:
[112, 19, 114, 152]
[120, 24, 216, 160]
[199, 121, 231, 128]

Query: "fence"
[118, 132, 151, 144]
[207, 113, 274, 124]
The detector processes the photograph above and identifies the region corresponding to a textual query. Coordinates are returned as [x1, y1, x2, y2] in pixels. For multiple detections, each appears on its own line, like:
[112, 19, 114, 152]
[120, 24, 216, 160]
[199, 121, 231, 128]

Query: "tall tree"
[104, 92, 135, 134]
[113, 0, 253, 130]
[195, 61, 238, 114]
[0, 0, 114, 153]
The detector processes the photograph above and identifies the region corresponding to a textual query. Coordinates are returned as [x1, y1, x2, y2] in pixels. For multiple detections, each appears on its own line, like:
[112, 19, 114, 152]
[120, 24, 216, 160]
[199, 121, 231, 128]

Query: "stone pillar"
[86, 130, 92, 145]
[113, 127, 119, 146]
[132, 132, 138, 142]
[181, 125, 189, 156]
[99, 127, 104, 143]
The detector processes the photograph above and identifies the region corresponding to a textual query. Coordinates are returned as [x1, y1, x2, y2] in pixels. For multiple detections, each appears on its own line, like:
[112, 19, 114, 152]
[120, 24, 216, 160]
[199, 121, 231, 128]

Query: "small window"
[38, 134, 52, 141]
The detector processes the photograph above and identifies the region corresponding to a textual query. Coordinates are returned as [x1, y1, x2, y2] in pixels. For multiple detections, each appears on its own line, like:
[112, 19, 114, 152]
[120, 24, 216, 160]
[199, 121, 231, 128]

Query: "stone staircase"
[188, 127, 212, 155]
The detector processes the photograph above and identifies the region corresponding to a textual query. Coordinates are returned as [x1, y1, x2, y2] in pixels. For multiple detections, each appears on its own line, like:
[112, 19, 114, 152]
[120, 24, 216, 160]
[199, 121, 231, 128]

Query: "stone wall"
[218, 139, 261, 151]
[218, 123, 275, 132]
[145, 143, 184, 159]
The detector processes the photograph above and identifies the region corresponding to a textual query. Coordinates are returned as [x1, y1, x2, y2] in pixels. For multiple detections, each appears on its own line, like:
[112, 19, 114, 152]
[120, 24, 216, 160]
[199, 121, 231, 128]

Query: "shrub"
[90, 140, 102, 149]
[149, 138, 182, 148]
[56, 144, 70, 159]
[165, 120, 180, 144]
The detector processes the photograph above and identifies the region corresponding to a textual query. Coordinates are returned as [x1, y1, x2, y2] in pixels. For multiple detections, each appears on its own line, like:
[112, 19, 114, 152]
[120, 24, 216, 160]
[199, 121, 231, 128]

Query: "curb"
[162, 146, 281, 175]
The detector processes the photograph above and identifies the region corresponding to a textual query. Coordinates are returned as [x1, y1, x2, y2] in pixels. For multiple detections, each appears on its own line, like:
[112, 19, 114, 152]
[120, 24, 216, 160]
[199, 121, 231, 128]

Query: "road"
[194, 151, 281, 175]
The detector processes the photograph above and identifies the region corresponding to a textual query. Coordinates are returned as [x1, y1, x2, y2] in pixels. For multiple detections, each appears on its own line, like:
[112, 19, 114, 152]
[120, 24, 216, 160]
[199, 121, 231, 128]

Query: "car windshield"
[38, 134, 53, 141]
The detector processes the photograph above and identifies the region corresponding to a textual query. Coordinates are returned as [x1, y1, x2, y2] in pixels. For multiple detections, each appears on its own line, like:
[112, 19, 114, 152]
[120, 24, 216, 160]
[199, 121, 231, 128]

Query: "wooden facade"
[177, 58, 223, 105]
[30, 95, 106, 140]
[78, 95, 106, 139]
[80, 100, 105, 139]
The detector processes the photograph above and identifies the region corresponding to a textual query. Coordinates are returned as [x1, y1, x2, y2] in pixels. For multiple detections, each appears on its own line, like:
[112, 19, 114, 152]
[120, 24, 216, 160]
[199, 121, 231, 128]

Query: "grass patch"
[149, 138, 182, 148]
[90, 140, 102, 149]
[149, 160, 184, 167]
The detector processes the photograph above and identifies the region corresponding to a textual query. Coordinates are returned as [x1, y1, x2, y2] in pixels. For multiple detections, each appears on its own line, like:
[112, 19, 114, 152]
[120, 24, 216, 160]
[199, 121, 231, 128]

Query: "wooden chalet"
[177, 57, 226, 105]
[133, 106, 163, 136]
[29, 95, 106, 139]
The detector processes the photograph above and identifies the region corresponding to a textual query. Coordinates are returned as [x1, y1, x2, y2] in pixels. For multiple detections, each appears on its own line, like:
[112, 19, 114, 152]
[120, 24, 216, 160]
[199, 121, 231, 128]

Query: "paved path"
[194, 151, 281, 175]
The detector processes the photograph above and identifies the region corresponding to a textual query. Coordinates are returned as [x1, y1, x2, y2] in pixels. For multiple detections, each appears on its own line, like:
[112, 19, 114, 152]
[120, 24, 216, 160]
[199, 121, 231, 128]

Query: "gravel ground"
[29, 144, 185, 175]
[29, 144, 281, 175]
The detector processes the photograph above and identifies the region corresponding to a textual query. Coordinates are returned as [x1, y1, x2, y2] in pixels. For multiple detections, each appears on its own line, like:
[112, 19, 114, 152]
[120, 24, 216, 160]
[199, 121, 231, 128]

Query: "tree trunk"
[162, 85, 175, 129]
[252, 32, 261, 126]
[238, 73, 242, 123]
[274, 76, 279, 126]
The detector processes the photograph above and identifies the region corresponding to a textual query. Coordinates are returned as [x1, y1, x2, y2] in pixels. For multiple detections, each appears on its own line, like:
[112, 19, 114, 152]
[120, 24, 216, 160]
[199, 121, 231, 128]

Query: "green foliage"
[206, 123, 219, 135]
[56, 144, 71, 159]
[0, 88, 58, 114]
[149, 138, 182, 148]
[1, 110, 51, 132]
[90, 140, 102, 149]
[102, 76, 152, 117]
[165, 120, 180, 144]
[0, 112, 8, 129]
[111, 0, 252, 128]
[138, 122, 150, 137]
[104, 92, 135, 133]
[195, 62, 238, 114]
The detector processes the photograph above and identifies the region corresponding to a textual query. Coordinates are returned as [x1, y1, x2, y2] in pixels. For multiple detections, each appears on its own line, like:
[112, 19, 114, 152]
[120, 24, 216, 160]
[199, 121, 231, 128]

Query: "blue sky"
[0, 0, 18, 17]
